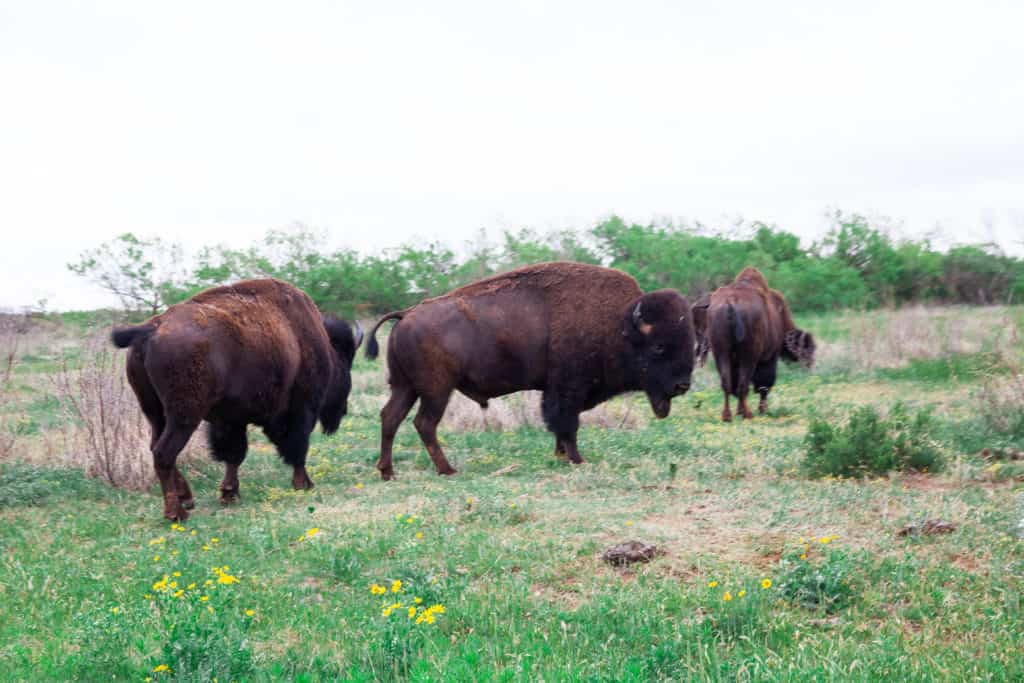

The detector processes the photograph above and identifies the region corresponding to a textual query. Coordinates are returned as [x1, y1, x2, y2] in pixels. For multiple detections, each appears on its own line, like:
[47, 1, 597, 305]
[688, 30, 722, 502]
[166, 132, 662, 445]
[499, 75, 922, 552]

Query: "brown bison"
[364, 262, 696, 479]
[692, 267, 815, 422]
[111, 279, 362, 520]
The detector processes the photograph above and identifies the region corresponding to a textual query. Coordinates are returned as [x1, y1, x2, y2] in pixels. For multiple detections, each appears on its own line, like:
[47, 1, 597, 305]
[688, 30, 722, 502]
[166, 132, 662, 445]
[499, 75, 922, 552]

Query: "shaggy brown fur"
[692, 267, 815, 422]
[365, 262, 696, 479]
[111, 279, 361, 520]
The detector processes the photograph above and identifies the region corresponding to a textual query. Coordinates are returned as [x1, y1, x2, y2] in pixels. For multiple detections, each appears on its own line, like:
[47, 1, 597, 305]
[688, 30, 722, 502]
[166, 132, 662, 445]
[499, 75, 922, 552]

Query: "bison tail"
[728, 304, 746, 343]
[110, 324, 156, 349]
[364, 309, 407, 360]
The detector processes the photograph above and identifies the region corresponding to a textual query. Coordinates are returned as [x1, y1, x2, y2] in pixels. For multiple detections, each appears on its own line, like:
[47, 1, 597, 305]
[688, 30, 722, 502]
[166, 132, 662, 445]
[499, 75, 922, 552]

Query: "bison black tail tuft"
[364, 309, 407, 360]
[110, 324, 156, 348]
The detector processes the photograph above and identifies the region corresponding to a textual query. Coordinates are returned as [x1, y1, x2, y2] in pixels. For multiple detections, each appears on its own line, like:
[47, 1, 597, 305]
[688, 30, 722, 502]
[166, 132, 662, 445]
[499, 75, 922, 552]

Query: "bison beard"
[111, 279, 361, 521]
[692, 267, 815, 422]
[364, 262, 696, 479]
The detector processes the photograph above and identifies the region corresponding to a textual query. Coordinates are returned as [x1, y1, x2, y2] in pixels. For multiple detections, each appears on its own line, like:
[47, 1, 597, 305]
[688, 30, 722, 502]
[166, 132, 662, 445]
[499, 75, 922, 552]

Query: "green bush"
[802, 404, 943, 478]
[777, 545, 857, 613]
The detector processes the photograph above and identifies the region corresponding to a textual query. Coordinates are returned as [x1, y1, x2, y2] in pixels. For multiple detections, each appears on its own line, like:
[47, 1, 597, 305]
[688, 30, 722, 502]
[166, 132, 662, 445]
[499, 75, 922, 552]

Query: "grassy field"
[1, 306, 1023, 681]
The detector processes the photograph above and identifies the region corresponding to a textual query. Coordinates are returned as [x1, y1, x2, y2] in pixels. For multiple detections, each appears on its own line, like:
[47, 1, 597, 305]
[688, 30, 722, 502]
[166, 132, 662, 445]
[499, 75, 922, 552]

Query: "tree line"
[68, 212, 1024, 318]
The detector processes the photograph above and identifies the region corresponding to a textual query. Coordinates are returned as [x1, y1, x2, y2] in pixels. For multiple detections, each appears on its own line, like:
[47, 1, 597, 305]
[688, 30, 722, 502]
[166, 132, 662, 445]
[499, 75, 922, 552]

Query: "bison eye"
[652, 343, 666, 356]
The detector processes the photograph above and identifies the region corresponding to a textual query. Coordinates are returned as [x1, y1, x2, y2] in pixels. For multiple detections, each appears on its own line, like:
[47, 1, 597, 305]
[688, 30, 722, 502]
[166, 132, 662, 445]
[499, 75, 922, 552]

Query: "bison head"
[319, 317, 363, 433]
[782, 328, 816, 368]
[623, 290, 695, 419]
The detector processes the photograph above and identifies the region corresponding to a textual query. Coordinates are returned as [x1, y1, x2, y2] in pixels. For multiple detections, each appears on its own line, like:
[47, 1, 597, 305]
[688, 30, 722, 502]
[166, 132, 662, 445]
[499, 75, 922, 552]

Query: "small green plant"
[802, 403, 943, 478]
[777, 540, 857, 613]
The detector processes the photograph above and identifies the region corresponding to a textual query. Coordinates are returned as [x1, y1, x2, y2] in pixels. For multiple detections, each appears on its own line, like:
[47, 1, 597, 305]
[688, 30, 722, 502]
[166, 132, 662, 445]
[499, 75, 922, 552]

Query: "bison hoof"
[164, 506, 189, 522]
[437, 466, 458, 477]
[758, 403, 768, 415]
[379, 469, 395, 481]
[570, 457, 585, 465]
[220, 490, 240, 505]
[721, 412, 732, 423]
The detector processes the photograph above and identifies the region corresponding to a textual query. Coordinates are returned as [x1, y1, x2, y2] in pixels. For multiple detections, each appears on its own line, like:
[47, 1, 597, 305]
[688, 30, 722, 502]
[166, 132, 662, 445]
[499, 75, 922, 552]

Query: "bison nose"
[674, 381, 691, 395]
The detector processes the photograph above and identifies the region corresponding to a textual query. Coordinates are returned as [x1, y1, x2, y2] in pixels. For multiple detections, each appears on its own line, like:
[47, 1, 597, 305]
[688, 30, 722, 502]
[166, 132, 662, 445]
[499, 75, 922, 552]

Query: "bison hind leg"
[413, 393, 458, 476]
[378, 385, 418, 480]
[152, 416, 201, 521]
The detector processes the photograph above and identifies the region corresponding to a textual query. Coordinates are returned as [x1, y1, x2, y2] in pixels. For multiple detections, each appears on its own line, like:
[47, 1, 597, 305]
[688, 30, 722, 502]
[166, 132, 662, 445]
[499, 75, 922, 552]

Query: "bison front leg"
[151, 417, 200, 521]
[272, 408, 318, 491]
[208, 421, 248, 504]
[413, 394, 458, 476]
[542, 392, 584, 464]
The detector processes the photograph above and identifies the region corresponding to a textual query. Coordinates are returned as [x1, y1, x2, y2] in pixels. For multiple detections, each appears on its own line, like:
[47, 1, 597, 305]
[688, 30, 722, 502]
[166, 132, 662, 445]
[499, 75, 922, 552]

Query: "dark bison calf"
[364, 262, 696, 479]
[692, 267, 815, 422]
[111, 279, 362, 520]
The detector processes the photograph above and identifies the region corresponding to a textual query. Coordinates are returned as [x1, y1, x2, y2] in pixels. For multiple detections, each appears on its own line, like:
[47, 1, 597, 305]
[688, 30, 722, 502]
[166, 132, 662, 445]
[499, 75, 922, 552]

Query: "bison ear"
[353, 320, 364, 350]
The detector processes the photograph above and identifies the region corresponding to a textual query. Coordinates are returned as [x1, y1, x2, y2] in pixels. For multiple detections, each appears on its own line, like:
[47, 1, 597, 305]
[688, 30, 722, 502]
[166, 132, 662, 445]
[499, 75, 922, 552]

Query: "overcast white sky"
[1, 0, 1022, 310]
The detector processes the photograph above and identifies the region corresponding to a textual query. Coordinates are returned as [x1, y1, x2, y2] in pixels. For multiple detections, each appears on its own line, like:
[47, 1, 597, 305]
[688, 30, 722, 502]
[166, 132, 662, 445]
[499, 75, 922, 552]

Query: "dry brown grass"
[0, 315, 27, 459]
[814, 305, 1020, 373]
[50, 335, 201, 490]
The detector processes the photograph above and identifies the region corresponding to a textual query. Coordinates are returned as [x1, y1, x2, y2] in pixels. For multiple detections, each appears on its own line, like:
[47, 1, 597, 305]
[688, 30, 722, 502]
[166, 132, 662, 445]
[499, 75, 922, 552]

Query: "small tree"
[67, 233, 186, 314]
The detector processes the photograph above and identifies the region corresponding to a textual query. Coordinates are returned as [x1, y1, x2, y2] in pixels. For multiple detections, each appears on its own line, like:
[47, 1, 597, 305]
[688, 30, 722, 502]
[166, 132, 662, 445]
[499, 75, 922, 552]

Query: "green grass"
[1, 308, 1023, 681]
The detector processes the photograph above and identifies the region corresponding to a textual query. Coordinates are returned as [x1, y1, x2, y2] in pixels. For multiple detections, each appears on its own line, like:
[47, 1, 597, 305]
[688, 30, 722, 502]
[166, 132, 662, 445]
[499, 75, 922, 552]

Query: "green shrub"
[802, 403, 943, 478]
[777, 545, 857, 613]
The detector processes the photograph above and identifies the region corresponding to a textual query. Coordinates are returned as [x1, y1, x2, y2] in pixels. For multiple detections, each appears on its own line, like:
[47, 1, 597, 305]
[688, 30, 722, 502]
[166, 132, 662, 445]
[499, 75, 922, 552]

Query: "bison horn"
[353, 320, 364, 349]
[632, 302, 643, 327]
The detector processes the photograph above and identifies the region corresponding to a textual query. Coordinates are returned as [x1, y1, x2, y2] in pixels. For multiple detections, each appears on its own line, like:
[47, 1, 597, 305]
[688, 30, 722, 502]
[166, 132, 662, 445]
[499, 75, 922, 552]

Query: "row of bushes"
[67, 212, 1024, 318]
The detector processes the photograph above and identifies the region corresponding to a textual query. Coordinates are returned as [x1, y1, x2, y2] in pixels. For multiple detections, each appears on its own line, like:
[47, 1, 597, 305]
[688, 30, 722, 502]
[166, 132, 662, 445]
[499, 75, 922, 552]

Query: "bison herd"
[111, 263, 815, 520]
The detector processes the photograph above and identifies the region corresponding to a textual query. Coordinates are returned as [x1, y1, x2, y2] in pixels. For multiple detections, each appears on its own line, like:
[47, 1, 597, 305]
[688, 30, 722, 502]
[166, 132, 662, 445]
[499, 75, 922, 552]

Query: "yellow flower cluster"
[297, 527, 321, 542]
[371, 579, 446, 625]
[705, 577, 772, 601]
[413, 604, 445, 625]
[213, 566, 239, 585]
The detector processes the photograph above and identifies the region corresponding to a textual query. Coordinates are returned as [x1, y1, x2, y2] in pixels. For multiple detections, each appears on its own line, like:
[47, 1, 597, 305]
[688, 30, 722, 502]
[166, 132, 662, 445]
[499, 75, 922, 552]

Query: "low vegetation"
[0, 304, 1022, 680]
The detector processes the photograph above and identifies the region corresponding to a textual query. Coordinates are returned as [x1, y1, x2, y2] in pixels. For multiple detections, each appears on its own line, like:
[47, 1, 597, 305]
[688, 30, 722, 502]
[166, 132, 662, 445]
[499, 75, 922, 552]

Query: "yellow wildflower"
[405, 517, 414, 524]
[173, 590, 184, 599]
[415, 532, 424, 540]
[172, 571, 181, 577]
[306, 528, 320, 539]
[761, 578, 772, 589]
[738, 590, 746, 598]
[414, 597, 423, 604]
[110, 606, 120, 614]
[153, 664, 171, 673]
[187, 583, 196, 590]
[625, 520, 633, 526]
[207, 605, 214, 614]
[723, 591, 732, 602]
[245, 609, 255, 617]
[707, 581, 718, 588]
[216, 571, 239, 585]
[800, 554, 807, 560]
[370, 583, 387, 595]
[190, 530, 197, 536]
[391, 579, 402, 593]
[149, 536, 165, 546]
[204, 579, 213, 587]
[152, 576, 169, 592]
[355, 483, 364, 490]
[153, 555, 160, 562]
[820, 536, 831, 545]
[202, 545, 211, 551]
[168, 582, 177, 589]
[408, 606, 417, 619]
[200, 595, 209, 602]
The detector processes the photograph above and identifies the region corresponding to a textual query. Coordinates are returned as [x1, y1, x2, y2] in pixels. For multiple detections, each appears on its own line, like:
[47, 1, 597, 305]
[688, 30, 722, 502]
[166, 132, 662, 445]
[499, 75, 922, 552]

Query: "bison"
[364, 262, 696, 479]
[692, 267, 815, 422]
[111, 278, 362, 520]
